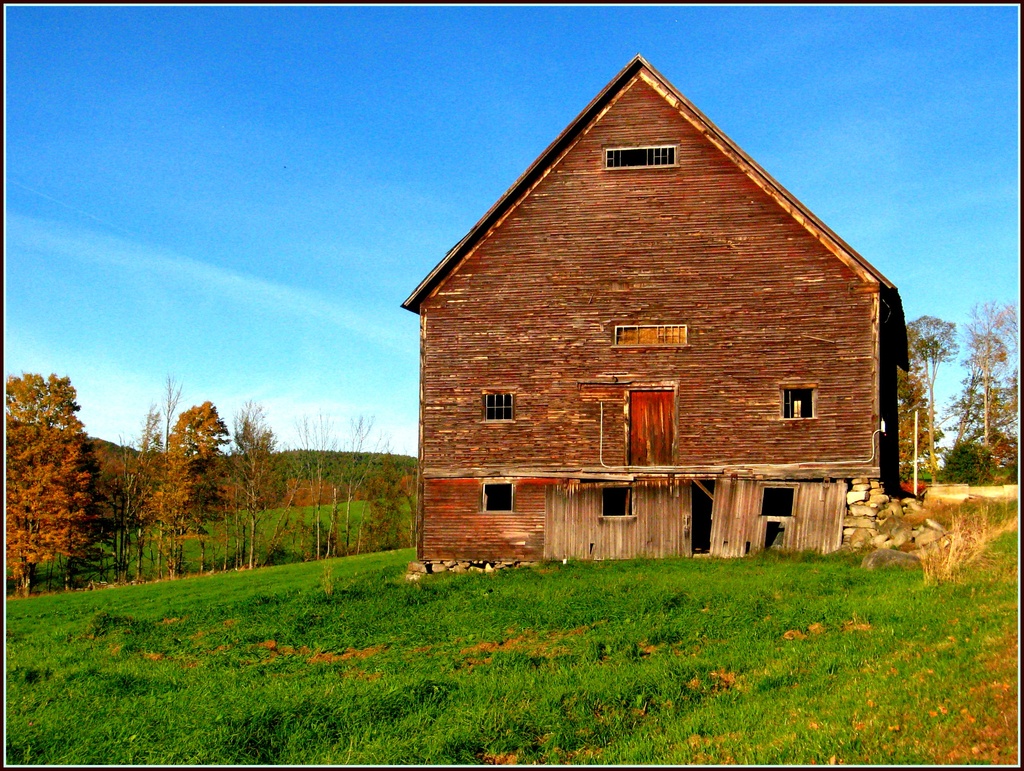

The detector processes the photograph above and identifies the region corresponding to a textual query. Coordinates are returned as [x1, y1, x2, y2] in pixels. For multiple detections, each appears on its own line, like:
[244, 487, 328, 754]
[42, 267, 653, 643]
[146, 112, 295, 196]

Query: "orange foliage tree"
[159, 401, 229, 578]
[5, 373, 97, 596]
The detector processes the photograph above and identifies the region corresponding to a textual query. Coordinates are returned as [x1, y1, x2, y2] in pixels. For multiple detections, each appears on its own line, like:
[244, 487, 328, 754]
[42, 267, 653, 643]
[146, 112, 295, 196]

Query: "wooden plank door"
[629, 390, 674, 466]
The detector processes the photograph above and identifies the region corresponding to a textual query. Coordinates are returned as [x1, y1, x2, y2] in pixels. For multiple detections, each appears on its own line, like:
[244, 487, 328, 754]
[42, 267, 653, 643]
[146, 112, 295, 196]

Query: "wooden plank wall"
[421, 478, 547, 561]
[544, 479, 689, 560]
[709, 479, 848, 557]
[418, 75, 878, 478]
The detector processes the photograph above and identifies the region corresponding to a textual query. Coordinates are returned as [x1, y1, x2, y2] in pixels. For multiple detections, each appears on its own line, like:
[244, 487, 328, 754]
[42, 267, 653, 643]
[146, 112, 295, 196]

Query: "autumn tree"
[231, 402, 278, 569]
[5, 373, 98, 596]
[161, 402, 229, 577]
[907, 316, 958, 481]
[100, 408, 162, 584]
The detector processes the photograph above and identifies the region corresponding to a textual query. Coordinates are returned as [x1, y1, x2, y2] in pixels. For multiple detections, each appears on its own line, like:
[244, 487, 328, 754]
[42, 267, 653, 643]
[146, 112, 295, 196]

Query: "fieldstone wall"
[406, 559, 538, 581]
[842, 477, 948, 555]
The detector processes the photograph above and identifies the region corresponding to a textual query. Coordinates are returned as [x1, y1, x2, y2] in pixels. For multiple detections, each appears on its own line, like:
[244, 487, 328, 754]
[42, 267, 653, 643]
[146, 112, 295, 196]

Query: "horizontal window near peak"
[605, 145, 676, 168]
[614, 325, 688, 346]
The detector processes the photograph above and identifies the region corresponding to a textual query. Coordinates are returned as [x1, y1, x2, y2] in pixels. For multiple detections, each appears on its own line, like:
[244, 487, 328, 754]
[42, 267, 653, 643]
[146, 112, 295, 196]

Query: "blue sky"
[5, 5, 1019, 455]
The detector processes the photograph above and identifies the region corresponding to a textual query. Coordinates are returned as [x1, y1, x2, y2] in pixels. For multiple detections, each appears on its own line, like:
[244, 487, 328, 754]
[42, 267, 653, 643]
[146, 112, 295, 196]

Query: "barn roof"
[402, 54, 897, 314]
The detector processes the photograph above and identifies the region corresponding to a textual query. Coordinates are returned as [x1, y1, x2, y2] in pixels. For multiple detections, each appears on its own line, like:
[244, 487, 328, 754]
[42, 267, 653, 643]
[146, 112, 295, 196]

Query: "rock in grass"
[914, 528, 943, 547]
[861, 549, 922, 570]
[889, 526, 912, 548]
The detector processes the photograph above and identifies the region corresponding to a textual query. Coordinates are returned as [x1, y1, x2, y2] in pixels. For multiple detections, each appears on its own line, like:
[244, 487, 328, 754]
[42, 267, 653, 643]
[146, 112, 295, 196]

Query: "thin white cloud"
[6, 213, 412, 351]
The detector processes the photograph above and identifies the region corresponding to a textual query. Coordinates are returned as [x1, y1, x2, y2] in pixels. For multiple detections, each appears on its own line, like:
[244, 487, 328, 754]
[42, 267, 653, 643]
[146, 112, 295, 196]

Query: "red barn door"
[629, 390, 674, 466]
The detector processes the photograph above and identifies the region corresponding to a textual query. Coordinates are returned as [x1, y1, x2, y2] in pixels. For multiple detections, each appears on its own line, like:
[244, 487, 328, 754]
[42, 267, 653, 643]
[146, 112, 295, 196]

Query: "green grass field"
[172, 500, 388, 572]
[5, 503, 1017, 765]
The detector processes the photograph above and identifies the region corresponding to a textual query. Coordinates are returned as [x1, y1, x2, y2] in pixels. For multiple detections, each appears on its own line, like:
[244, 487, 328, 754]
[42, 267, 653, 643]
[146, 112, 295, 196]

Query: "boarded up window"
[606, 146, 676, 168]
[629, 390, 674, 466]
[484, 393, 514, 421]
[782, 388, 814, 419]
[602, 487, 632, 517]
[482, 483, 513, 512]
[615, 325, 687, 346]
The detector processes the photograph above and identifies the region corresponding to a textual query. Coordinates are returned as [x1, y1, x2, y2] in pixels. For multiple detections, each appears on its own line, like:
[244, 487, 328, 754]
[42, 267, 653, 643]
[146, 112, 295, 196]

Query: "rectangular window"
[606, 145, 676, 168]
[484, 393, 514, 421]
[615, 325, 687, 346]
[482, 483, 513, 512]
[602, 487, 632, 517]
[782, 388, 814, 419]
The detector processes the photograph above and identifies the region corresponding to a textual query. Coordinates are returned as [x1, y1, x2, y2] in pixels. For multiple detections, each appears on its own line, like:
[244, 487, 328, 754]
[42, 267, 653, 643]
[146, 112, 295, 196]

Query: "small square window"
[782, 388, 814, 419]
[484, 393, 514, 421]
[761, 487, 795, 517]
[602, 487, 632, 517]
[483, 483, 513, 512]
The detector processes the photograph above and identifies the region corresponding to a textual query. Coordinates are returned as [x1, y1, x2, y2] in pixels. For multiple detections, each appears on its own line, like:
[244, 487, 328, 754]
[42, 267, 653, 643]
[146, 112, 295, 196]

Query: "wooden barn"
[402, 55, 908, 565]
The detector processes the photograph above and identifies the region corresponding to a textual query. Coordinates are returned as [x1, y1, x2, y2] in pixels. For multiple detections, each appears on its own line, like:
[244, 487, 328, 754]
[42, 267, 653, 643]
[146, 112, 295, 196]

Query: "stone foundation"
[406, 559, 538, 581]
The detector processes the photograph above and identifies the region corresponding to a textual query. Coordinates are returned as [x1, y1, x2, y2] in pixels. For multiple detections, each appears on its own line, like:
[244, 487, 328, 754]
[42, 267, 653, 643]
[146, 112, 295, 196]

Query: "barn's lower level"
[418, 476, 853, 562]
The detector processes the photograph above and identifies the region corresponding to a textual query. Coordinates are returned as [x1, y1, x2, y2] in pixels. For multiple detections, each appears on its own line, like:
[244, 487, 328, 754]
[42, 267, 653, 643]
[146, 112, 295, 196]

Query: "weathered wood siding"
[421, 478, 547, 561]
[709, 479, 848, 557]
[419, 75, 879, 478]
[544, 479, 690, 560]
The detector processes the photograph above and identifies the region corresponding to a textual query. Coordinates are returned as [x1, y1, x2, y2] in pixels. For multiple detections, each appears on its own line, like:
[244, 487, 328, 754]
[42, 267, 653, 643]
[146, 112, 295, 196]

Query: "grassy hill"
[5, 501, 1017, 765]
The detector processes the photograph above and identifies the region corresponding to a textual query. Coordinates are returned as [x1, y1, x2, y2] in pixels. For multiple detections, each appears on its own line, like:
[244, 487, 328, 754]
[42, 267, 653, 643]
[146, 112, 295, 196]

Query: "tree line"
[898, 301, 1018, 488]
[6, 374, 415, 597]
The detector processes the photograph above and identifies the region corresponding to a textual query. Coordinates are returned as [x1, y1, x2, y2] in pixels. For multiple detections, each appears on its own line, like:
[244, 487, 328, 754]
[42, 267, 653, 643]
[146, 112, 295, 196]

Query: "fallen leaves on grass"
[478, 751, 518, 765]
[307, 645, 386, 665]
[933, 631, 1017, 764]
[710, 670, 737, 691]
[459, 630, 574, 659]
[783, 629, 807, 641]
[308, 652, 345, 664]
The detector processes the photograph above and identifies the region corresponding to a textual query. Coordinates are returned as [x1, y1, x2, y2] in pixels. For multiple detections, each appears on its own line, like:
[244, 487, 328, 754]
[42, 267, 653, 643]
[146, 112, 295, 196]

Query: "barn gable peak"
[402, 54, 895, 314]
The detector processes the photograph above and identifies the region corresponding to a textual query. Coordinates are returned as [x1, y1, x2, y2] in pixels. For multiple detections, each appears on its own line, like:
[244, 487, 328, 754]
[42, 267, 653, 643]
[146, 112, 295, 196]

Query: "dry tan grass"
[920, 502, 1018, 584]
[320, 562, 334, 597]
